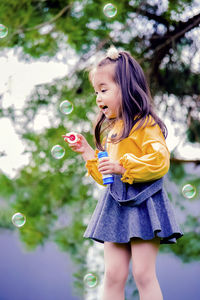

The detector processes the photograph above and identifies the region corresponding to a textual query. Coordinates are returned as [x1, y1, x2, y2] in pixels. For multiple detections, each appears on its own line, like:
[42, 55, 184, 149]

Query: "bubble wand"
[62, 132, 79, 144]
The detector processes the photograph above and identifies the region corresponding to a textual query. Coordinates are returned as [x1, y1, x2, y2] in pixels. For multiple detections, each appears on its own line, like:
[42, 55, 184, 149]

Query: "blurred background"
[0, 0, 200, 299]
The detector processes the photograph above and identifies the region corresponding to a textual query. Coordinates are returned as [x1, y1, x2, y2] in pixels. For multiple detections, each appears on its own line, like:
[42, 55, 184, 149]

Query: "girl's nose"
[96, 93, 102, 102]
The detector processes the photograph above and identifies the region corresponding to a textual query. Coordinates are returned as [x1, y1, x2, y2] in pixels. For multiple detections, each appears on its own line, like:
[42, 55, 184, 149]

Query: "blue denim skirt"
[84, 175, 183, 244]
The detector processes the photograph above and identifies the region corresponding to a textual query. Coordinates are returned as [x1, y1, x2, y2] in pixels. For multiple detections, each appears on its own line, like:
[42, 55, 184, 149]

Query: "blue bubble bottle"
[98, 151, 114, 185]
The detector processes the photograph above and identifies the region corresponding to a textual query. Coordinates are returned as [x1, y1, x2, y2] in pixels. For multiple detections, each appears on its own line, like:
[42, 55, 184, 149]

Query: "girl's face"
[92, 64, 122, 119]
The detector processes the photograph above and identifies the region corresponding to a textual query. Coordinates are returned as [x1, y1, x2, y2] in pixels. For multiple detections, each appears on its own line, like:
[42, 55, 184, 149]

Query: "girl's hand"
[63, 133, 86, 154]
[63, 133, 95, 161]
[98, 157, 125, 175]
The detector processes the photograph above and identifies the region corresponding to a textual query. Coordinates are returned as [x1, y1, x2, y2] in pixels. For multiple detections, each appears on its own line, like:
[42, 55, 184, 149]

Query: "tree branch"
[170, 157, 200, 165]
[15, 4, 72, 34]
[150, 13, 200, 53]
[138, 8, 171, 28]
[144, 12, 200, 76]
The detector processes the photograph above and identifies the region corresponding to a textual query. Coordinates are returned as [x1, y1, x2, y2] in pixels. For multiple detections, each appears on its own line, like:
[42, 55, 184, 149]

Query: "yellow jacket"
[86, 117, 170, 185]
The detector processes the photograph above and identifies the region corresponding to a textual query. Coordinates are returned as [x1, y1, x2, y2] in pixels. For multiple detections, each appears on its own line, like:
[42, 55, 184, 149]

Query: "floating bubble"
[103, 3, 117, 18]
[0, 24, 8, 38]
[59, 100, 73, 115]
[83, 273, 98, 288]
[51, 145, 65, 159]
[12, 212, 26, 228]
[182, 184, 196, 199]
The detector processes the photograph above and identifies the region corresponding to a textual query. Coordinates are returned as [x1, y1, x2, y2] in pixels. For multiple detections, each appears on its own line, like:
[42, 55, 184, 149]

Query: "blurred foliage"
[0, 0, 199, 140]
[0, 0, 200, 298]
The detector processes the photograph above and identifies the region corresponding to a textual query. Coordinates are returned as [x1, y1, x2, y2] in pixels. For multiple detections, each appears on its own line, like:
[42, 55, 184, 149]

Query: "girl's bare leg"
[102, 242, 131, 300]
[131, 237, 163, 300]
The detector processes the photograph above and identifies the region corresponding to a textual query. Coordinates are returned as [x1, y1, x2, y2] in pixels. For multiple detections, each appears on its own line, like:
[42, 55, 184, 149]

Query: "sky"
[0, 47, 200, 178]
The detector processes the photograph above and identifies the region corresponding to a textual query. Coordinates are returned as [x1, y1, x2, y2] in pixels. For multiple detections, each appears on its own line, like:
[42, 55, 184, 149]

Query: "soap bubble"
[12, 212, 26, 228]
[103, 3, 117, 18]
[51, 145, 65, 159]
[59, 100, 73, 115]
[0, 24, 8, 38]
[83, 273, 98, 288]
[182, 184, 196, 199]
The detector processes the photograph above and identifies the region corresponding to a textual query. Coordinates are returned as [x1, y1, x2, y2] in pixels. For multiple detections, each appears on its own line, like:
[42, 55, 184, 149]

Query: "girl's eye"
[95, 90, 107, 95]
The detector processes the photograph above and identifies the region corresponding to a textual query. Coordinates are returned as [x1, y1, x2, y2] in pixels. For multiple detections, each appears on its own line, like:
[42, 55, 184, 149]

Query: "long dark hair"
[92, 51, 168, 150]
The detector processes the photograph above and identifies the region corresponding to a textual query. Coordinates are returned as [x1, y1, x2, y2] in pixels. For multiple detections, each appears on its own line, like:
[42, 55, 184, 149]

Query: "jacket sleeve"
[85, 150, 104, 186]
[119, 124, 170, 184]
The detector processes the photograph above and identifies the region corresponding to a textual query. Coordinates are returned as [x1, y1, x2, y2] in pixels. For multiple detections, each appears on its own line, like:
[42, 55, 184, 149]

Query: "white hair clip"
[106, 45, 120, 60]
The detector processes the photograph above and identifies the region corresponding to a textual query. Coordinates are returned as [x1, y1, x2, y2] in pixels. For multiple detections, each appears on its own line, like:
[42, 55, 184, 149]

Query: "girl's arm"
[96, 142, 169, 184]
[119, 142, 170, 184]
[64, 134, 104, 185]
[119, 124, 170, 184]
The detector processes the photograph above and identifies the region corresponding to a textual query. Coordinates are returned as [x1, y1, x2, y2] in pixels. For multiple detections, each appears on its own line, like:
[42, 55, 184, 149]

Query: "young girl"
[64, 46, 183, 300]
